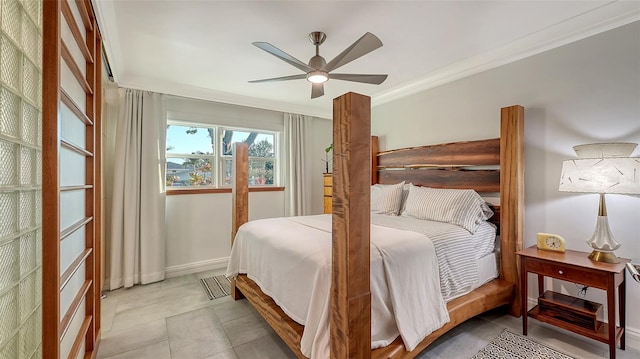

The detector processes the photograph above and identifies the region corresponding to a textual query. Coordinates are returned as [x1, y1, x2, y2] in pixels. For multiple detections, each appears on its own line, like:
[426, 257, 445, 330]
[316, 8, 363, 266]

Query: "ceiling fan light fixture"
[307, 71, 328, 84]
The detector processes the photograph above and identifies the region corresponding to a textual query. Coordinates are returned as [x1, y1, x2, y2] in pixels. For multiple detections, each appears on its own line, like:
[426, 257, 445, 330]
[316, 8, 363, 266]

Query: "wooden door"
[43, 0, 102, 357]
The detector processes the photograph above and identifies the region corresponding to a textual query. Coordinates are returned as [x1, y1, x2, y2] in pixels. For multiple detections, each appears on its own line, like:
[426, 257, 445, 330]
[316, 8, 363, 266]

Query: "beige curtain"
[108, 88, 166, 289]
[284, 113, 313, 216]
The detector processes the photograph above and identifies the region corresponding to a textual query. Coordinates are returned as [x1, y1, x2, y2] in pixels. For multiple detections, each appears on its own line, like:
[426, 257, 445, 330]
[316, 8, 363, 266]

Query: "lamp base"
[588, 250, 620, 264]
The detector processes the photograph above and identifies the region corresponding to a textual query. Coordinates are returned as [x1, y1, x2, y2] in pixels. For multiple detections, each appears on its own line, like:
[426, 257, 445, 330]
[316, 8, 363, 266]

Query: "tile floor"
[97, 270, 639, 359]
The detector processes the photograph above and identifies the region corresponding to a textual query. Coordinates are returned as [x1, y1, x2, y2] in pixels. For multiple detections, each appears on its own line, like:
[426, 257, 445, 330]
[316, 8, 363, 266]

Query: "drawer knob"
[558, 270, 564, 275]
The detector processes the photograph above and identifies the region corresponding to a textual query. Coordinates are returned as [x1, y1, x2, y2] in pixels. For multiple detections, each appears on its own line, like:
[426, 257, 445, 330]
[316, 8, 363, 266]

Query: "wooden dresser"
[323, 173, 332, 214]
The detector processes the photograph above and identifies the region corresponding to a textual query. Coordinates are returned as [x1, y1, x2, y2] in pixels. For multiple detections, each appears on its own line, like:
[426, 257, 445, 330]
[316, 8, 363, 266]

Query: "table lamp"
[559, 142, 640, 263]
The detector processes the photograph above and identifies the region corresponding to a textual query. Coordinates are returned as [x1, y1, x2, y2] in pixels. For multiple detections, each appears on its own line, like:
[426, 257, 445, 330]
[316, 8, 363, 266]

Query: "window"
[166, 122, 278, 189]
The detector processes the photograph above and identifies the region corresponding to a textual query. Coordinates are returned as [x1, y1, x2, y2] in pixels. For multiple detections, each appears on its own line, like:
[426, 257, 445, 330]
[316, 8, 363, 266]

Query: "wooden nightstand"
[517, 246, 629, 359]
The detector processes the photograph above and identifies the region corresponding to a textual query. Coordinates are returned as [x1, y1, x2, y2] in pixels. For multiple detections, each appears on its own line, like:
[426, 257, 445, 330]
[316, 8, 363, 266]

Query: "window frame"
[165, 120, 280, 192]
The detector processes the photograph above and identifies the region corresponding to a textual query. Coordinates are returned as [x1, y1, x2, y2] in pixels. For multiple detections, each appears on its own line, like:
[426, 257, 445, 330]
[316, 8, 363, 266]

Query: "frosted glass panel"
[60, 102, 86, 146]
[60, 262, 85, 318]
[60, 298, 85, 359]
[60, 61, 85, 109]
[60, 226, 85, 273]
[0, 0, 43, 356]
[68, 0, 85, 41]
[61, 20, 85, 78]
[60, 146, 86, 187]
[60, 190, 85, 231]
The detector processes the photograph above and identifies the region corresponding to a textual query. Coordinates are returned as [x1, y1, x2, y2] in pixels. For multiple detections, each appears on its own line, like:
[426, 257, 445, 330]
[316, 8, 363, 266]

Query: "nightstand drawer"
[526, 259, 607, 288]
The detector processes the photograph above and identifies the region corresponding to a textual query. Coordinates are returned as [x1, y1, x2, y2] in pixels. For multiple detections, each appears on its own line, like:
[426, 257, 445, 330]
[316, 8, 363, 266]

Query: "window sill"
[166, 186, 285, 196]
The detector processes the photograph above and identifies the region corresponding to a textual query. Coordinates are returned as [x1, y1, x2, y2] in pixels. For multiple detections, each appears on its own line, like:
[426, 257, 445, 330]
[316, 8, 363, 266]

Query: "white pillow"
[400, 182, 413, 213]
[371, 181, 405, 215]
[401, 185, 493, 233]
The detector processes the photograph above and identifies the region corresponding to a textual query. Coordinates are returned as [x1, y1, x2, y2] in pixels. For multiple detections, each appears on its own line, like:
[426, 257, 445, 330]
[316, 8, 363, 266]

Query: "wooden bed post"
[371, 136, 379, 185]
[331, 93, 372, 359]
[231, 142, 249, 300]
[499, 105, 525, 316]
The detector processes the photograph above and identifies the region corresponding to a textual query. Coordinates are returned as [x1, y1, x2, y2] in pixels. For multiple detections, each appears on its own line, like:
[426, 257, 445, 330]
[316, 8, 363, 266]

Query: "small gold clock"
[536, 233, 566, 252]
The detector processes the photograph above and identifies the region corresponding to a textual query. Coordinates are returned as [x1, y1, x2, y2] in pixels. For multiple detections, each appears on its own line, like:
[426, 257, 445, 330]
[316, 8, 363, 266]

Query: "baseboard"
[165, 257, 229, 278]
[627, 326, 640, 351]
[528, 296, 640, 350]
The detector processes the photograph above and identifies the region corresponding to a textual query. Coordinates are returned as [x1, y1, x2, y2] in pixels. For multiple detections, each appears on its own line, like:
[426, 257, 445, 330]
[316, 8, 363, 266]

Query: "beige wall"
[372, 21, 640, 347]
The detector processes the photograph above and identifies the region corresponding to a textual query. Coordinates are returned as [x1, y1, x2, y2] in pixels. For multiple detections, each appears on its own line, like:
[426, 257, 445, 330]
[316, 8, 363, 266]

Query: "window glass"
[166, 157, 213, 187]
[221, 129, 275, 186]
[166, 125, 214, 155]
[167, 122, 278, 189]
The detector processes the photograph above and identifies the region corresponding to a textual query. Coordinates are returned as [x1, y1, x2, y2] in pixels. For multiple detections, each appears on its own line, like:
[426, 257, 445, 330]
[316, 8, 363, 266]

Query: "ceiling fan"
[249, 32, 388, 99]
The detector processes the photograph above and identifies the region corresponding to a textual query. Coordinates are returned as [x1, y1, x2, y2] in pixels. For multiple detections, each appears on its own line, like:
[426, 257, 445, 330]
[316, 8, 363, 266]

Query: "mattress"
[227, 214, 497, 358]
[478, 251, 499, 283]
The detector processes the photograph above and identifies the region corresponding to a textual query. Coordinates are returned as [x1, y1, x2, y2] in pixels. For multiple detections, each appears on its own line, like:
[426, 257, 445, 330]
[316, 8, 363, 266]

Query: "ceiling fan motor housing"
[308, 55, 326, 69]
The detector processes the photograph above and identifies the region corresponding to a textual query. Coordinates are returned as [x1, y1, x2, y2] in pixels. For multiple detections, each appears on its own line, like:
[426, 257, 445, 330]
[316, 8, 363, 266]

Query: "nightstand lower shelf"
[529, 305, 624, 344]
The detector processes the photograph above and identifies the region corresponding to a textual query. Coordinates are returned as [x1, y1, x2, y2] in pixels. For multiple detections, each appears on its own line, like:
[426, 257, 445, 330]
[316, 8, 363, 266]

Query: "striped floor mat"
[199, 275, 231, 300]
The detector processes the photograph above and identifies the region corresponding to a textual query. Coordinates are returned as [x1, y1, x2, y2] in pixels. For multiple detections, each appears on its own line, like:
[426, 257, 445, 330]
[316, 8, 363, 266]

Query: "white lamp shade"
[559, 142, 640, 194]
[573, 142, 637, 158]
[559, 157, 640, 194]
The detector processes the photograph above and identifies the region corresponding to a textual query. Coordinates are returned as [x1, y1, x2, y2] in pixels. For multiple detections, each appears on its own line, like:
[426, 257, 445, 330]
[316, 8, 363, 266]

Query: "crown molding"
[118, 77, 332, 119]
[371, 1, 640, 108]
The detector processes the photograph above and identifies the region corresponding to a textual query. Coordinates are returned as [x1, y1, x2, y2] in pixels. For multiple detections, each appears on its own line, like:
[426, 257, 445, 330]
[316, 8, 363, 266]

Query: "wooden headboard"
[372, 137, 502, 228]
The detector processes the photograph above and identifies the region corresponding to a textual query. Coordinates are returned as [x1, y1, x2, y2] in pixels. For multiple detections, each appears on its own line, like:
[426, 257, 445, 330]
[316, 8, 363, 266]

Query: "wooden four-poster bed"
[229, 93, 524, 359]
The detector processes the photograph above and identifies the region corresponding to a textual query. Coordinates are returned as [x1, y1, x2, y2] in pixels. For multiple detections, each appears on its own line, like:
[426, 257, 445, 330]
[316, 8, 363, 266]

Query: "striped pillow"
[371, 181, 405, 215]
[401, 185, 493, 233]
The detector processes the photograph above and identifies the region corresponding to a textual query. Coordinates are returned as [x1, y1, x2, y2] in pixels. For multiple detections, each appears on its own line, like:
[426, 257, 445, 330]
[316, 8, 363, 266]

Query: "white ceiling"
[93, 1, 639, 118]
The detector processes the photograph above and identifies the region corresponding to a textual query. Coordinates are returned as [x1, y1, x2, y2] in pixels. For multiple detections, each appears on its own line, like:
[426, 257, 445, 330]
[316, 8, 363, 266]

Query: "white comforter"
[226, 214, 449, 358]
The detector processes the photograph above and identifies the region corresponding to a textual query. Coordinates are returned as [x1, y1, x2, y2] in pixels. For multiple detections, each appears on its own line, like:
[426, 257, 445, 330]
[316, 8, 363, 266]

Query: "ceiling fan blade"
[311, 83, 324, 99]
[252, 42, 314, 73]
[249, 74, 306, 83]
[330, 73, 388, 85]
[323, 32, 383, 73]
